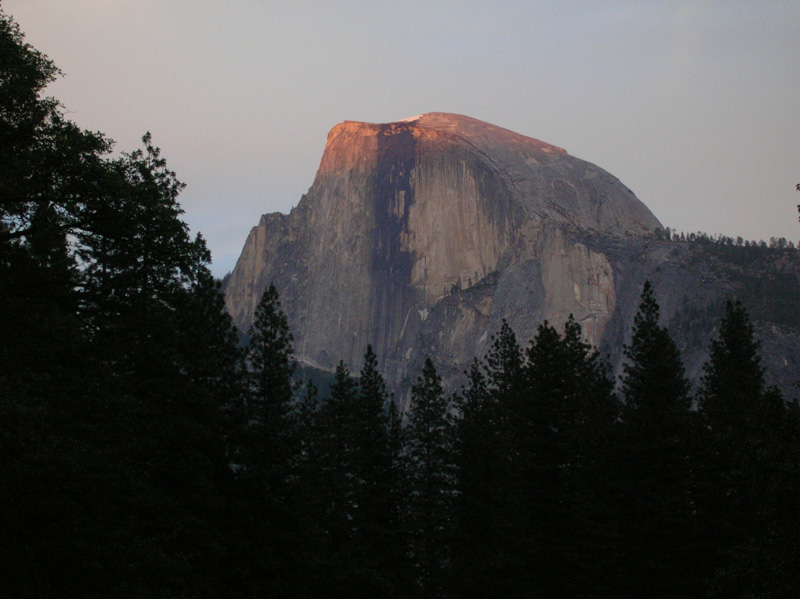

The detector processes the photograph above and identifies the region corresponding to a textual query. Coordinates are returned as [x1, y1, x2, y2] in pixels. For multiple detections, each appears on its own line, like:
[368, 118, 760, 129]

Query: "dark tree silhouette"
[617, 281, 700, 598]
[406, 358, 456, 598]
[698, 301, 800, 598]
[1, 11, 241, 596]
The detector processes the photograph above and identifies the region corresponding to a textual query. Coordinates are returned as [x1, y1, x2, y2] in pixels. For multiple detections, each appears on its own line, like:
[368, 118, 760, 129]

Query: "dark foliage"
[1, 10, 240, 597]
[617, 281, 702, 598]
[698, 301, 800, 598]
[406, 358, 456, 598]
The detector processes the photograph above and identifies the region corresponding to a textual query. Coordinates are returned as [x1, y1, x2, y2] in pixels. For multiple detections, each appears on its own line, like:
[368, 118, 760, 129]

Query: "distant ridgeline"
[661, 230, 799, 327]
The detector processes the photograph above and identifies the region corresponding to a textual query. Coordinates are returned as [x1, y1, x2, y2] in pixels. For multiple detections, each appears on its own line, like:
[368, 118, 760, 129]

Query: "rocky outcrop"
[224, 113, 799, 404]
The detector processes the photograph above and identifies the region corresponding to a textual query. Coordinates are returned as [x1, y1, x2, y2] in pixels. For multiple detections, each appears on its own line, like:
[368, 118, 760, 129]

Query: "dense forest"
[1, 10, 798, 598]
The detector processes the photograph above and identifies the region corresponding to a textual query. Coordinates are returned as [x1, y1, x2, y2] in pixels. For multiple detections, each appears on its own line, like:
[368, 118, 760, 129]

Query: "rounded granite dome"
[320, 112, 662, 236]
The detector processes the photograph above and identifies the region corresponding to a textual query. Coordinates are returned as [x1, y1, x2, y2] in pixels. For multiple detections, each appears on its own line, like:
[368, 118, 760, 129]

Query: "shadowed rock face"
[225, 113, 671, 401]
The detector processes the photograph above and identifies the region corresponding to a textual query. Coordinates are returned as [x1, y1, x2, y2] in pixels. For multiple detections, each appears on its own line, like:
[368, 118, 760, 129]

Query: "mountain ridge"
[224, 113, 798, 404]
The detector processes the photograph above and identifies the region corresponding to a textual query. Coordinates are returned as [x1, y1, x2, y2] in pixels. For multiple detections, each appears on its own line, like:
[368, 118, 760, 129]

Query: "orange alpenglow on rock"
[225, 112, 667, 403]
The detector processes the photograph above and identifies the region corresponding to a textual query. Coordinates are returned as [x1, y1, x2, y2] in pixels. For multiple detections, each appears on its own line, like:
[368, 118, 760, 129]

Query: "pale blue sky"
[5, 0, 799, 276]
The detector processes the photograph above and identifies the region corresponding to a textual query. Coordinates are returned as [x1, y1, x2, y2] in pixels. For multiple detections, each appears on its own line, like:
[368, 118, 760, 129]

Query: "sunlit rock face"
[225, 113, 663, 401]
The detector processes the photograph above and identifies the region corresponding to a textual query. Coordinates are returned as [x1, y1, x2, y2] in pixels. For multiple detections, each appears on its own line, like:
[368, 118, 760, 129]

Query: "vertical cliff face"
[225, 113, 664, 394]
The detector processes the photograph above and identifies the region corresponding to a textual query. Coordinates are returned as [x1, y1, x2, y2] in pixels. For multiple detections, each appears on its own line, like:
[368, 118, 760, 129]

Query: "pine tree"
[622, 282, 691, 419]
[386, 388, 410, 597]
[699, 300, 765, 438]
[354, 345, 408, 596]
[484, 319, 525, 411]
[558, 316, 620, 597]
[307, 347, 402, 596]
[451, 321, 537, 598]
[356, 346, 393, 494]
[246, 283, 295, 432]
[483, 318, 525, 493]
[1, 12, 242, 594]
[520, 317, 619, 597]
[451, 357, 520, 598]
[406, 358, 456, 598]
[618, 281, 700, 598]
[297, 360, 361, 595]
[355, 348, 396, 527]
[320, 359, 359, 534]
[175, 267, 244, 435]
[224, 283, 301, 597]
[698, 301, 800, 598]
